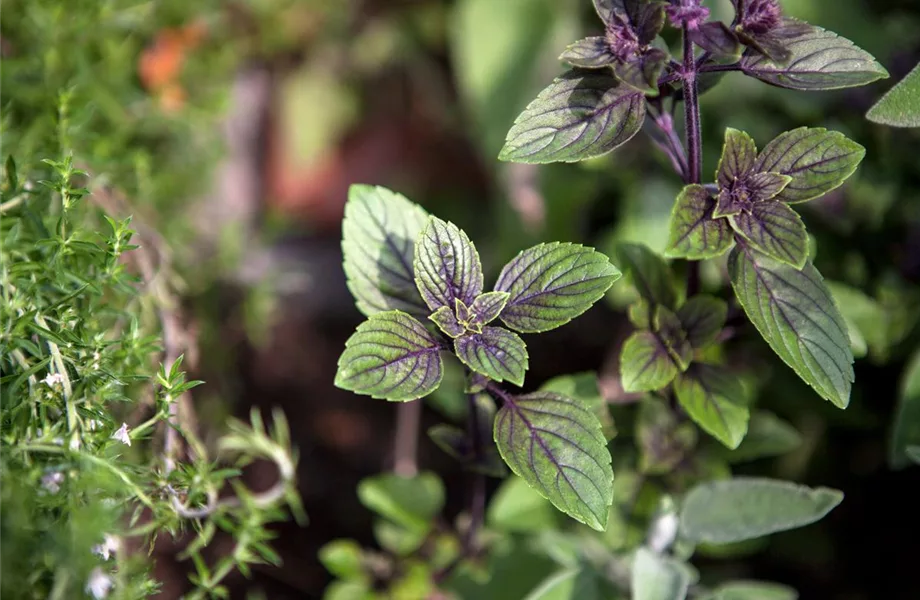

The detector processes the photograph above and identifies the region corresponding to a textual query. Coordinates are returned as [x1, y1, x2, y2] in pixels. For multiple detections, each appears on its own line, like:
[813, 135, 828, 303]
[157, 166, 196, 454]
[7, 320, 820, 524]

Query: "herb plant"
[328, 1, 894, 598]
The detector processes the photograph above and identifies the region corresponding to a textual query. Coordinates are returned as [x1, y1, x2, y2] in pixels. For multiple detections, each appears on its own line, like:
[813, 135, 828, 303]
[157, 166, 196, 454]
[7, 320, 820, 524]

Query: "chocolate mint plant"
[330, 0, 890, 597]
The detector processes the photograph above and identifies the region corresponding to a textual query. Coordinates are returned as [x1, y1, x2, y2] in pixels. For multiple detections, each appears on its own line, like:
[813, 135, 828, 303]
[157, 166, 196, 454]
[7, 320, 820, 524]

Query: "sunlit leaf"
[414, 216, 483, 311]
[430, 306, 465, 338]
[679, 477, 843, 544]
[455, 326, 529, 386]
[335, 311, 443, 401]
[318, 540, 364, 579]
[674, 364, 750, 450]
[540, 372, 616, 440]
[357, 472, 445, 532]
[729, 202, 808, 268]
[499, 71, 646, 164]
[665, 185, 733, 260]
[494, 392, 613, 530]
[468, 292, 512, 328]
[631, 547, 691, 600]
[496, 242, 621, 333]
[866, 61, 920, 128]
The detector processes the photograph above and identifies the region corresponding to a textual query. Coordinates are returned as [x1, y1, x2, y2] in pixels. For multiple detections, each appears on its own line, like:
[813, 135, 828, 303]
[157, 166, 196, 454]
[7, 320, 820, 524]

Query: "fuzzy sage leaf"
[414, 216, 483, 311]
[494, 391, 613, 531]
[498, 71, 646, 164]
[728, 245, 853, 407]
[455, 327, 529, 386]
[495, 242, 621, 333]
[335, 311, 443, 401]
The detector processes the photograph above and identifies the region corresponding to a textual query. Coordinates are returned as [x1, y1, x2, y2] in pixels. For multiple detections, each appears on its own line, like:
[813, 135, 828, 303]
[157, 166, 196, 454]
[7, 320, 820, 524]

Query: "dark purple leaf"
[414, 216, 483, 311]
[454, 326, 529, 386]
[691, 21, 742, 59]
[613, 48, 669, 95]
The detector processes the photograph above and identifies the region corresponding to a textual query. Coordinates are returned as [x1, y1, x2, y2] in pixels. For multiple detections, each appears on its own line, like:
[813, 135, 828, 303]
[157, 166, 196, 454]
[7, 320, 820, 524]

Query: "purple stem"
[682, 27, 702, 185]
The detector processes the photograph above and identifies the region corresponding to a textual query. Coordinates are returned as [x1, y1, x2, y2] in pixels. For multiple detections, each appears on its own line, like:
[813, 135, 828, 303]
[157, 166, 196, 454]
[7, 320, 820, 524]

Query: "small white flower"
[87, 419, 103, 432]
[111, 423, 131, 446]
[92, 534, 121, 561]
[85, 567, 113, 599]
[42, 372, 64, 387]
[41, 471, 64, 493]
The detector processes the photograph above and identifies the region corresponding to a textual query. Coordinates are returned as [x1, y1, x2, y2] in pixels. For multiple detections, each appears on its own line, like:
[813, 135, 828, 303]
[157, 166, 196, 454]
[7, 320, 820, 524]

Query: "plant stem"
[682, 25, 703, 295]
[393, 400, 421, 477]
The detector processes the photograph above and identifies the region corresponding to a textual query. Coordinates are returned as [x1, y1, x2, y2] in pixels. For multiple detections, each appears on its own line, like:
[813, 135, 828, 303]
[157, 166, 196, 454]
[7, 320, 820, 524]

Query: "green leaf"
[615, 242, 678, 309]
[674, 364, 750, 450]
[540, 372, 616, 440]
[717, 128, 757, 187]
[677, 295, 728, 349]
[494, 392, 614, 530]
[496, 242, 621, 333]
[620, 331, 680, 393]
[429, 306, 465, 338]
[679, 477, 843, 544]
[559, 37, 616, 69]
[708, 580, 798, 600]
[907, 446, 920, 465]
[753, 127, 866, 204]
[729, 202, 808, 268]
[342, 185, 429, 317]
[455, 326, 529, 386]
[524, 568, 620, 600]
[318, 540, 365, 579]
[335, 311, 444, 401]
[720, 410, 802, 463]
[826, 281, 890, 360]
[637, 398, 697, 475]
[487, 475, 558, 533]
[665, 185, 733, 260]
[655, 306, 693, 370]
[613, 48, 669, 95]
[499, 70, 646, 164]
[739, 19, 888, 91]
[728, 245, 853, 407]
[358, 472, 445, 532]
[414, 216, 483, 311]
[889, 348, 920, 469]
[631, 547, 691, 600]
[468, 291, 511, 328]
[866, 61, 920, 128]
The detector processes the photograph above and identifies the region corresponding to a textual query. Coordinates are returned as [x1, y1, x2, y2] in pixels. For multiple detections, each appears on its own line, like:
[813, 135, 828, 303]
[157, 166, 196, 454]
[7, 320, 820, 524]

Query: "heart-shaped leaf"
[719, 410, 802, 464]
[559, 37, 617, 69]
[717, 128, 757, 187]
[342, 185, 430, 317]
[728, 245, 853, 407]
[677, 295, 728, 349]
[498, 70, 646, 164]
[729, 202, 808, 268]
[494, 392, 614, 531]
[335, 311, 443, 401]
[620, 331, 680, 392]
[890, 348, 920, 469]
[414, 216, 483, 311]
[665, 184, 734, 260]
[631, 547, 692, 600]
[613, 48, 669, 95]
[739, 19, 888, 90]
[679, 477, 844, 544]
[495, 242, 621, 333]
[615, 242, 678, 309]
[455, 326, 529, 386]
[753, 127, 865, 204]
[674, 363, 750, 449]
[866, 61, 920, 128]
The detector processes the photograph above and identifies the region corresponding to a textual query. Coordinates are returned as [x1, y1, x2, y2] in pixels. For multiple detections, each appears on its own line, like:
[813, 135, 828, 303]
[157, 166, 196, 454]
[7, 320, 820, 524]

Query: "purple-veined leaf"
[730, 202, 808, 268]
[540, 372, 616, 441]
[655, 305, 693, 370]
[335, 311, 443, 401]
[613, 48, 669, 95]
[690, 21, 741, 59]
[745, 171, 793, 201]
[429, 306, 465, 338]
[414, 216, 483, 311]
[615, 242, 678, 309]
[736, 29, 797, 64]
[674, 363, 750, 449]
[594, 0, 666, 45]
[753, 127, 866, 204]
[740, 19, 888, 91]
[498, 71, 646, 164]
[454, 326, 529, 386]
[677, 295, 728, 349]
[495, 242, 621, 333]
[559, 37, 617, 69]
[679, 477, 844, 544]
[665, 184, 734, 260]
[468, 291, 511, 329]
[637, 397, 697, 475]
[717, 128, 757, 187]
[620, 331, 679, 392]
[494, 391, 613, 530]
[342, 185, 430, 317]
[728, 244, 853, 407]
[866, 61, 920, 128]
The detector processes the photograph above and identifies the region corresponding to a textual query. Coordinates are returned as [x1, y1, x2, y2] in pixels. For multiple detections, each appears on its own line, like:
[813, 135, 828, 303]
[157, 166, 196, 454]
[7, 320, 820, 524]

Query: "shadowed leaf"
[524, 568, 620, 600]
[455, 326, 529, 386]
[890, 348, 920, 469]
[665, 185, 733, 260]
[690, 21, 741, 59]
[414, 216, 483, 311]
[613, 48, 669, 95]
[674, 363, 750, 449]
[729, 202, 808, 268]
[677, 295, 728, 349]
[615, 242, 678, 308]
[357, 472, 445, 532]
[559, 37, 617, 69]
[719, 410, 802, 463]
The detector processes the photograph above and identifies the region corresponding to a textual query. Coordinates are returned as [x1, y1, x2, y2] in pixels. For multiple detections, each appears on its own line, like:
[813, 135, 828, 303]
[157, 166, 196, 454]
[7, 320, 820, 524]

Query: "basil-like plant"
[329, 0, 890, 597]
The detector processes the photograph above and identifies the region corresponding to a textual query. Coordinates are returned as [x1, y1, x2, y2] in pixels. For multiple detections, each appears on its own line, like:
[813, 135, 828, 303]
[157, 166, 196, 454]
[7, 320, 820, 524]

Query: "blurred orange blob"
[138, 20, 207, 112]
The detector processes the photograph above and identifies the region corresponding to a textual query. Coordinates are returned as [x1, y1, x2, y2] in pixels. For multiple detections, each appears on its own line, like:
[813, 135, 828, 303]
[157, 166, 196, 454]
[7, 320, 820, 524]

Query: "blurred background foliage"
[2, 0, 920, 597]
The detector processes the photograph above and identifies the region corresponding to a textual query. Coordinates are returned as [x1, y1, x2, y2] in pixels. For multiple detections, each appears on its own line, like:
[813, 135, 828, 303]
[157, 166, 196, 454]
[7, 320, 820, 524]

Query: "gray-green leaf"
[866, 61, 920, 128]
[739, 19, 888, 91]
[753, 127, 865, 204]
[524, 568, 620, 600]
[342, 184, 430, 317]
[631, 547, 691, 600]
[889, 348, 920, 469]
[679, 477, 843, 544]
[729, 202, 808, 268]
[720, 410, 802, 463]
[495, 242, 621, 333]
[674, 364, 750, 450]
[494, 392, 614, 531]
[499, 70, 646, 164]
[335, 311, 443, 401]
[665, 185, 733, 260]
[728, 245, 853, 407]
[357, 471, 445, 532]
[455, 326, 529, 386]
[414, 216, 483, 311]
[708, 580, 798, 600]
